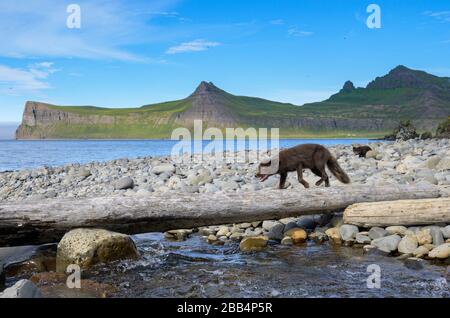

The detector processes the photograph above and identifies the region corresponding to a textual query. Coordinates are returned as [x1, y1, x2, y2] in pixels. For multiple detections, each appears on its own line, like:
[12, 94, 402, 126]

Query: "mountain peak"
[191, 81, 222, 96]
[340, 80, 355, 93]
[366, 65, 449, 91]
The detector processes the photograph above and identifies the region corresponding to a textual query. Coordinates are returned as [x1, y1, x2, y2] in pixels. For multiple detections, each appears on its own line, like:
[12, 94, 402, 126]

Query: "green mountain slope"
[16, 66, 450, 139]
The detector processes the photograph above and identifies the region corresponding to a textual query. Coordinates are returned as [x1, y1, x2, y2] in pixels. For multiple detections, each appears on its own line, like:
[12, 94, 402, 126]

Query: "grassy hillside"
[16, 66, 450, 139]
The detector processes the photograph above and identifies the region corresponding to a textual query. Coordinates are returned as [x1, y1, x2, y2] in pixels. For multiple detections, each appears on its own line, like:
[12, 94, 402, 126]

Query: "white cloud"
[0, 0, 180, 62]
[166, 39, 221, 54]
[423, 10, 450, 22]
[270, 19, 285, 25]
[0, 64, 54, 94]
[288, 27, 313, 37]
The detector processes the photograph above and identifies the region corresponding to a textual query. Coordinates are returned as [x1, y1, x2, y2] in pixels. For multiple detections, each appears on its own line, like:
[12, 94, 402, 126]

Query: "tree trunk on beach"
[0, 184, 447, 246]
[343, 197, 450, 227]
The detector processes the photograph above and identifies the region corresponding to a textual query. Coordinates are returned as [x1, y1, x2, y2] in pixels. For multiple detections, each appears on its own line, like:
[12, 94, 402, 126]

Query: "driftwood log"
[0, 184, 447, 246]
[343, 197, 450, 227]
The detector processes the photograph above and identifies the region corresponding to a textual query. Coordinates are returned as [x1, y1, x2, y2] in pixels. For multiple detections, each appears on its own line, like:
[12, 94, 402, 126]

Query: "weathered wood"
[0, 184, 445, 246]
[343, 197, 450, 227]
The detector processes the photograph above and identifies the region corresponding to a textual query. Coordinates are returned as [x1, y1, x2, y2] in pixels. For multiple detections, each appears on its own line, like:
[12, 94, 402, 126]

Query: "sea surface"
[0, 139, 372, 172]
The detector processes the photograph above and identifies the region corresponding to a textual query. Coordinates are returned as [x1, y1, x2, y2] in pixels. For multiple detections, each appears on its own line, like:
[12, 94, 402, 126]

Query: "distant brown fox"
[256, 144, 350, 189]
[352, 145, 372, 158]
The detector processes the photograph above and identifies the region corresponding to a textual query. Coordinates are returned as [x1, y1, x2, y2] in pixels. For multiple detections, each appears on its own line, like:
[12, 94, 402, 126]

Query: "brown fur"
[256, 144, 350, 189]
[352, 146, 372, 158]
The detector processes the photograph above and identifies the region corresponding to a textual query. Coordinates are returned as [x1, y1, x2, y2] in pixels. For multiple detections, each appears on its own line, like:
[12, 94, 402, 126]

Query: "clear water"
[84, 233, 448, 298]
[0, 139, 372, 172]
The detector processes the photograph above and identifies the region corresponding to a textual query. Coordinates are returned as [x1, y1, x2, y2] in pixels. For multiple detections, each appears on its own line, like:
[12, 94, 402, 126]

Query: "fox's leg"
[317, 164, 330, 187]
[279, 172, 288, 189]
[297, 165, 309, 188]
[311, 167, 323, 186]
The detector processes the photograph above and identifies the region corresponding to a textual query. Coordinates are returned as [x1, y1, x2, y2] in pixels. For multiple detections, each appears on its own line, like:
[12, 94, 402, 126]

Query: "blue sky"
[1, 0, 450, 122]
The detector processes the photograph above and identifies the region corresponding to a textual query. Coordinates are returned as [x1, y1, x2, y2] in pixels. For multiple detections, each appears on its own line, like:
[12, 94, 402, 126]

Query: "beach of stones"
[1, 138, 450, 201]
[1, 138, 449, 263]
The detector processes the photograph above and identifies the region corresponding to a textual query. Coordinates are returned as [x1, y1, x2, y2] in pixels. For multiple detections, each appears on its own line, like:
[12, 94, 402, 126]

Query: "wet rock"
[284, 228, 307, 244]
[239, 236, 268, 252]
[229, 232, 243, 242]
[262, 220, 281, 232]
[325, 227, 341, 243]
[371, 234, 401, 253]
[207, 235, 218, 244]
[216, 226, 230, 237]
[308, 231, 328, 243]
[56, 228, 140, 272]
[368, 227, 388, 240]
[267, 223, 285, 241]
[165, 229, 192, 241]
[398, 235, 418, 254]
[416, 229, 433, 245]
[113, 177, 134, 190]
[281, 236, 293, 245]
[385, 226, 408, 236]
[404, 257, 425, 270]
[296, 216, 316, 230]
[339, 224, 359, 241]
[428, 243, 450, 259]
[355, 233, 371, 245]
[0, 279, 42, 298]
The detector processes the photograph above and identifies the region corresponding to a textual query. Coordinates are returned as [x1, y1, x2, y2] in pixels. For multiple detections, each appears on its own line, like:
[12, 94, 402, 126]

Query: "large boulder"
[0, 279, 42, 298]
[56, 229, 140, 272]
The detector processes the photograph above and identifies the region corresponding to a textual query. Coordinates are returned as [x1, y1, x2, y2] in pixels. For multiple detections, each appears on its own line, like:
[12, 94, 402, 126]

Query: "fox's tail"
[327, 156, 350, 184]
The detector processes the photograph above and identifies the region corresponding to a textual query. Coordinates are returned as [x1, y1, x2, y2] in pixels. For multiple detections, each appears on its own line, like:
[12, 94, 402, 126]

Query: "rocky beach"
[1, 138, 449, 298]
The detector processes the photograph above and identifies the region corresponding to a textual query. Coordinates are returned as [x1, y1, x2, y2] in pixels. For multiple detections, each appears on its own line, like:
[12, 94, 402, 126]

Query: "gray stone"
[0, 279, 42, 298]
[368, 227, 388, 240]
[267, 223, 285, 241]
[371, 234, 402, 253]
[355, 233, 371, 244]
[423, 226, 445, 246]
[296, 216, 316, 230]
[113, 177, 134, 190]
[152, 164, 176, 175]
[398, 235, 418, 254]
[262, 220, 281, 232]
[441, 225, 450, 239]
[339, 224, 359, 241]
